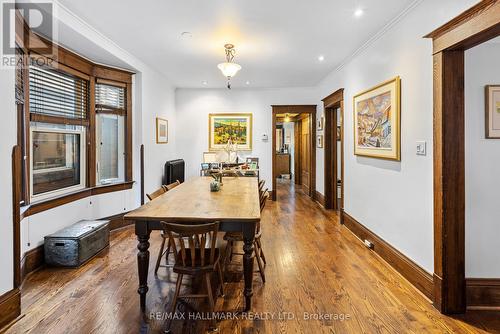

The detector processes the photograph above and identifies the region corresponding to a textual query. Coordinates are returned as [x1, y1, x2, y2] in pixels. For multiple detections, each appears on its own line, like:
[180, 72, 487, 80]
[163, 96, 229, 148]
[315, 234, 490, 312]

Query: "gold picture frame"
[353, 76, 401, 161]
[208, 113, 253, 151]
[156, 117, 168, 144]
[485, 85, 500, 138]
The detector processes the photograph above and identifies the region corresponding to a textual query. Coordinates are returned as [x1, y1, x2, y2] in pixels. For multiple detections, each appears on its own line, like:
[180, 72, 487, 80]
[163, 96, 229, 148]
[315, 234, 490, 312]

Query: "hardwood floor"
[4, 179, 500, 334]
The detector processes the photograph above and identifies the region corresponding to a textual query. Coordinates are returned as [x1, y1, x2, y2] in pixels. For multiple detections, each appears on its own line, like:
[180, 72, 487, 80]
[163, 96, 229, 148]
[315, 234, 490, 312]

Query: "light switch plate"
[416, 141, 426, 156]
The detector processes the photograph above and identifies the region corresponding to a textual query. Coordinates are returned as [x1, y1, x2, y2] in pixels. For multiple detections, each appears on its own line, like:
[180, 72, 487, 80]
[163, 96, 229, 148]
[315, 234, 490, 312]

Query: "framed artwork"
[202, 152, 218, 163]
[317, 134, 324, 148]
[317, 116, 324, 131]
[485, 85, 500, 138]
[208, 113, 252, 151]
[353, 76, 401, 160]
[156, 117, 168, 144]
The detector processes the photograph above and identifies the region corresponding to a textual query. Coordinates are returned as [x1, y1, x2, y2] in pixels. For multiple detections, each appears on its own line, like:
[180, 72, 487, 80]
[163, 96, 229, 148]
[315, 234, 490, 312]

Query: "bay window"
[28, 63, 89, 203]
[16, 23, 133, 209]
[30, 123, 86, 200]
[95, 81, 127, 185]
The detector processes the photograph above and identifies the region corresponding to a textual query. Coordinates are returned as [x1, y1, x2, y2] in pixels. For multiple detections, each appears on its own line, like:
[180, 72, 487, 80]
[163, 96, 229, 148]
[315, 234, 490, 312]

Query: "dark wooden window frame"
[15, 11, 135, 214]
[271, 105, 316, 201]
[425, 0, 500, 314]
[322, 89, 344, 212]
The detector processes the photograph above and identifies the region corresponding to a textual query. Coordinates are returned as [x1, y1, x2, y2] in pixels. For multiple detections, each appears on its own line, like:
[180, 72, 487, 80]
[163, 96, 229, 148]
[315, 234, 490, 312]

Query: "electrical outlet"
[416, 141, 426, 156]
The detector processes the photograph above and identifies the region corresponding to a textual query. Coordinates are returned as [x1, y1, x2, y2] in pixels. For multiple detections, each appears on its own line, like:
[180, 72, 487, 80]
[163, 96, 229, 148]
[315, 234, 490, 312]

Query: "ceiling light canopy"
[354, 8, 364, 17]
[218, 44, 241, 89]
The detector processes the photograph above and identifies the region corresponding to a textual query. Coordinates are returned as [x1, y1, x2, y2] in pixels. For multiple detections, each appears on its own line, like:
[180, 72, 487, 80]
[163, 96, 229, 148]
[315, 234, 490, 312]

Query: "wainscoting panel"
[466, 278, 500, 309]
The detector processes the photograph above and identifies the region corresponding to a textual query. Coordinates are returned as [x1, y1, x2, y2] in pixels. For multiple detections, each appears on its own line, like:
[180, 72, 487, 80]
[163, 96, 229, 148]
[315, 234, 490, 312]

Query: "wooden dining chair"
[223, 186, 268, 282]
[147, 185, 174, 275]
[162, 221, 224, 333]
[165, 180, 181, 191]
[146, 185, 167, 201]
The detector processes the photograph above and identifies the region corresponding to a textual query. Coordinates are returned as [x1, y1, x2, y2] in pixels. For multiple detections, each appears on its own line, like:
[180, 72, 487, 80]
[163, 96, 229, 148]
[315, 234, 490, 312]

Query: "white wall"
[0, 68, 17, 295]
[140, 71, 177, 196]
[465, 41, 500, 278]
[312, 0, 478, 273]
[174, 0, 478, 274]
[175, 88, 317, 188]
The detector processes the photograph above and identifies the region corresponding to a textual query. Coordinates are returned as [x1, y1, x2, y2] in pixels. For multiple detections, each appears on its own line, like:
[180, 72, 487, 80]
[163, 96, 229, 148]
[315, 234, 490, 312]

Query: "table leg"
[136, 222, 151, 312]
[242, 222, 256, 311]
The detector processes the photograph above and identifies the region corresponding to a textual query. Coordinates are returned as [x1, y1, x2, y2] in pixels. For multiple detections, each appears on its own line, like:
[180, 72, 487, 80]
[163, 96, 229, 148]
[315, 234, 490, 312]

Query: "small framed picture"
[317, 116, 324, 131]
[156, 117, 168, 144]
[317, 134, 324, 148]
[485, 85, 500, 138]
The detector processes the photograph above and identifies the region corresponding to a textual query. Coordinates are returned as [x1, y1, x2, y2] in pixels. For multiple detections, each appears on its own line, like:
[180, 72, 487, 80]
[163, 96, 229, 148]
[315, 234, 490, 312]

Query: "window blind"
[29, 65, 89, 119]
[95, 83, 125, 113]
[15, 48, 25, 104]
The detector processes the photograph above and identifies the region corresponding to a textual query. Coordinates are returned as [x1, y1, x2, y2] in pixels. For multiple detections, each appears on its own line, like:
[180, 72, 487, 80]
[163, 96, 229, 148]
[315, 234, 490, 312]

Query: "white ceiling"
[58, 0, 416, 88]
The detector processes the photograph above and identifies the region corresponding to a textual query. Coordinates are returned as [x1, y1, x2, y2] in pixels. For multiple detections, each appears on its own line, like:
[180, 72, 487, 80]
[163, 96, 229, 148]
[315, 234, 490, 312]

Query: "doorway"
[425, 1, 500, 314]
[271, 105, 316, 201]
[323, 89, 344, 212]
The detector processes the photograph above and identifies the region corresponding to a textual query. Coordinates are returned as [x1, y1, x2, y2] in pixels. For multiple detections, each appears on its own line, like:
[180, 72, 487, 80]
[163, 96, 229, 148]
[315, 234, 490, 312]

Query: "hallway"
[6, 182, 500, 334]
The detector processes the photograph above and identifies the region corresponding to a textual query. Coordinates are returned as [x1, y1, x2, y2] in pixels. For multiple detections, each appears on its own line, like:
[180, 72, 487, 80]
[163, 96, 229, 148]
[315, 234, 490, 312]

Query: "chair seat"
[173, 248, 221, 275]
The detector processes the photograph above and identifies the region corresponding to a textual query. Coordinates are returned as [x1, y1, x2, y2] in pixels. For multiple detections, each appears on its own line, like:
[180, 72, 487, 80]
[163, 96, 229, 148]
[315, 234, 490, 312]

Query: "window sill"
[21, 181, 135, 218]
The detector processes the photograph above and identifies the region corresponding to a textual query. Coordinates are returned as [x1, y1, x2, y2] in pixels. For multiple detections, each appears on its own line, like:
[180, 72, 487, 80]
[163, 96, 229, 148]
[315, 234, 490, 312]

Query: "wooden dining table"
[125, 176, 261, 312]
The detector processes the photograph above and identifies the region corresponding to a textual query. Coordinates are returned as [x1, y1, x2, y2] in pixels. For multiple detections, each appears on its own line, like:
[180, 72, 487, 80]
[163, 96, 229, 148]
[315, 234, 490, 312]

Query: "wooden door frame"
[425, 0, 500, 314]
[322, 89, 344, 211]
[271, 105, 317, 201]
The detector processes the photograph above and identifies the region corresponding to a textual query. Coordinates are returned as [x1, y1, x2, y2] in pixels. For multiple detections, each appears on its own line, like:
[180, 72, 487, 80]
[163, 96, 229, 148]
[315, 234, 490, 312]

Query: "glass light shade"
[217, 62, 242, 77]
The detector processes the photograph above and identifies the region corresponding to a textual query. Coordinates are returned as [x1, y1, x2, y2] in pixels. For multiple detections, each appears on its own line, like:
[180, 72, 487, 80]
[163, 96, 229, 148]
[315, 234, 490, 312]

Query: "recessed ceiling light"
[354, 8, 364, 17]
[245, 81, 250, 85]
[201, 80, 208, 85]
[318, 55, 325, 62]
[180, 31, 192, 39]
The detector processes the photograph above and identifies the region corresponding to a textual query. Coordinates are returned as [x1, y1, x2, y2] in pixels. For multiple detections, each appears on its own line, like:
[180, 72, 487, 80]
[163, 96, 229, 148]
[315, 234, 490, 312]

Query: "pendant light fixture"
[217, 44, 241, 89]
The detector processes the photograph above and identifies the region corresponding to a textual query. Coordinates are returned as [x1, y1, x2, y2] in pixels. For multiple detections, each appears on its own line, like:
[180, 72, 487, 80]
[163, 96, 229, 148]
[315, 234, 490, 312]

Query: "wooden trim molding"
[425, 1, 500, 314]
[0, 288, 21, 330]
[466, 278, 500, 309]
[424, 0, 500, 54]
[12, 146, 22, 288]
[20, 245, 44, 282]
[22, 181, 134, 218]
[341, 211, 434, 300]
[271, 105, 316, 201]
[106, 211, 134, 231]
[322, 88, 344, 108]
[323, 88, 344, 210]
[313, 190, 325, 207]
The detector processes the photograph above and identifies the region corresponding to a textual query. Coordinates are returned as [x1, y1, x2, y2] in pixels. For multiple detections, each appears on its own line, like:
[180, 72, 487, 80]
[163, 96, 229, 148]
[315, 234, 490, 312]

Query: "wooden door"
[294, 121, 301, 184]
[300, 115, 310, 194]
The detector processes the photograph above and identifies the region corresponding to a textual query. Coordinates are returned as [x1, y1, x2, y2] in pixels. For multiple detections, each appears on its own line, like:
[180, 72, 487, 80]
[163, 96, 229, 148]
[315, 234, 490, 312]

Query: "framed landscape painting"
[208, 113, 252, 151]
[485, 85, 500, 138]
[156, 117, 168, 144]
[353, 76, 401, 160]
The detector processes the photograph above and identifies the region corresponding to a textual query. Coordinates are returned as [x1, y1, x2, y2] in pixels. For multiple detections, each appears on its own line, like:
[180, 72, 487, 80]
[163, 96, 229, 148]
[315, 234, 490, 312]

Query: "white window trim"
[96, 113, 125, 185]
[29, 125, 86, 203]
